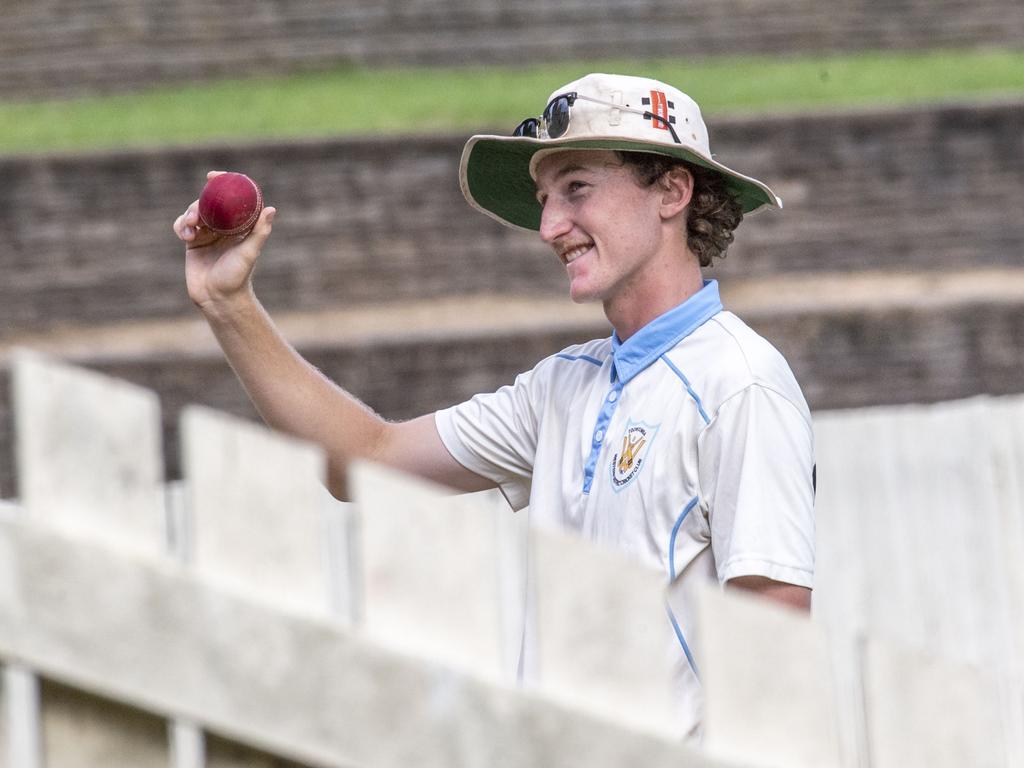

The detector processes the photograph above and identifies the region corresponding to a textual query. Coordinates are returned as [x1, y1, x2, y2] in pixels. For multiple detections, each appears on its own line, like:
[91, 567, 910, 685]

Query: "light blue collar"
[610, 280, 723, 384]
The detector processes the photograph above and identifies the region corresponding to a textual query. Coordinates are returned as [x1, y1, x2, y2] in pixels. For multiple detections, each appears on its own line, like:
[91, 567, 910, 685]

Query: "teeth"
[562, 245, 591, 264]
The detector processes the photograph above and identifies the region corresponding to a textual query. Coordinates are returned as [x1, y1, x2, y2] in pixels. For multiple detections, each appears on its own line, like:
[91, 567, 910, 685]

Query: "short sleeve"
[697, 383, 815, 587]
[434, 367, 544, 511]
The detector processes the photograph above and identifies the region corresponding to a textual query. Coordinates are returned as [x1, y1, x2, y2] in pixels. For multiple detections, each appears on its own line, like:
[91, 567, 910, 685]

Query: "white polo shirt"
[434, 280, 815, 735]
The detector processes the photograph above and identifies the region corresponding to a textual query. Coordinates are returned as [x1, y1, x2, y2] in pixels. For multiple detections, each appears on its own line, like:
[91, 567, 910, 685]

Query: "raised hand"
[172, 171, 276, 312]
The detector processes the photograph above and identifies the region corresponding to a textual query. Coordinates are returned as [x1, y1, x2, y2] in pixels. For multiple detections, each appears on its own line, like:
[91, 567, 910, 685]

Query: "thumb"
[244, 206, 276, 250]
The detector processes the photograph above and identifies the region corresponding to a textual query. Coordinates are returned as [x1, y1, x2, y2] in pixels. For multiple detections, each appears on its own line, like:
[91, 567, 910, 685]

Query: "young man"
[174, 73, 815, 736]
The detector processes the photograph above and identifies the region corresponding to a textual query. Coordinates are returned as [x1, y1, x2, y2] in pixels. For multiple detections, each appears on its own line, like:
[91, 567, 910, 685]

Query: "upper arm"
[727, 575, 812, 612]
[375, 414, 496, 494]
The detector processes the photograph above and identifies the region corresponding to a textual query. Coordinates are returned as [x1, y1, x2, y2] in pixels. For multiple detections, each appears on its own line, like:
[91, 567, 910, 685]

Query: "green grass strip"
[1, 48, 1022, 154]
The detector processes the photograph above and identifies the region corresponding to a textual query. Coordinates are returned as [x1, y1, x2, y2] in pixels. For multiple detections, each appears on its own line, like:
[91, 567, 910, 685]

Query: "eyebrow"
[553, 163, 590, 181]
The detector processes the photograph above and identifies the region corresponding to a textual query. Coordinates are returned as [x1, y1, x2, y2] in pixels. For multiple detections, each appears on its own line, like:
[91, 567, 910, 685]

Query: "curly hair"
[615, 152, 744, 267]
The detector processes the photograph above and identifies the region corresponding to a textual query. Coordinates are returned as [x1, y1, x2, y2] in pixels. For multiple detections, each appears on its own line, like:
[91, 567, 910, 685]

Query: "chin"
[568, 288, 600, 304]
[567, 279, 603, 304]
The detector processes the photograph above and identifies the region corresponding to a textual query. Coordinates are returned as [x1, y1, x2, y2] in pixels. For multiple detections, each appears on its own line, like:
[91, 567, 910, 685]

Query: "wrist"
[197, 285, 261, 327]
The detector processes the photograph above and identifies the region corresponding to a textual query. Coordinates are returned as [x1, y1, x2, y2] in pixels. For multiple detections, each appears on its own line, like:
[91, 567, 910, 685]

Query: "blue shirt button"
[608, 391, 618, 402]
[595, 429, 605, 443]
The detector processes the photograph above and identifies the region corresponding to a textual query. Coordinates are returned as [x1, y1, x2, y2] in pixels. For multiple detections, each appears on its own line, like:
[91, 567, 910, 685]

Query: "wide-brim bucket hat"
[460, 72, 782, 232]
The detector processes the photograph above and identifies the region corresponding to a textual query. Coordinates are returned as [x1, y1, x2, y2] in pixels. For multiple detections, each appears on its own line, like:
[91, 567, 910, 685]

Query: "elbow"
[323, 420, 393, 502]
[326, 462, 352, 502]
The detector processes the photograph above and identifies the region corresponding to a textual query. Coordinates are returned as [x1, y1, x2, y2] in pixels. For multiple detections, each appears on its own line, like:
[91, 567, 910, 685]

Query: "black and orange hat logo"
[642, 91, 677, 132]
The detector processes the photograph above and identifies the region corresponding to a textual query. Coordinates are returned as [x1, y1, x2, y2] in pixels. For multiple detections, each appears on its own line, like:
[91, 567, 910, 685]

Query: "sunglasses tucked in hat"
[459, 73, 782, 232]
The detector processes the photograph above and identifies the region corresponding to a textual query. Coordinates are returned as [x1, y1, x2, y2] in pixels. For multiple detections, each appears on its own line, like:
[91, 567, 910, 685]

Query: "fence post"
[3, 665, 41, 768]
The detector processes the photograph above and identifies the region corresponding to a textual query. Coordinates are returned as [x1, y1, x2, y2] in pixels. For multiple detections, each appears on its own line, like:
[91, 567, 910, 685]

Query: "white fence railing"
[1, 349, 1022, 767]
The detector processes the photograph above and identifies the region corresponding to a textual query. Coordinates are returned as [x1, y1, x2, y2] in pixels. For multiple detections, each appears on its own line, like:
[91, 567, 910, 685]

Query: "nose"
[538, 197, 573, 244]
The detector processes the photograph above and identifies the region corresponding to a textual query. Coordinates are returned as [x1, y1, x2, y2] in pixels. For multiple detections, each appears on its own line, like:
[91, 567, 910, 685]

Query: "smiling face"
[533, 149, 698, 334]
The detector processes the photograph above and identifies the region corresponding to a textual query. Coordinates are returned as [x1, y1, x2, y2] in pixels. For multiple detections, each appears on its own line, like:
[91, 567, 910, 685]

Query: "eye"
[565, 180, 588, 195]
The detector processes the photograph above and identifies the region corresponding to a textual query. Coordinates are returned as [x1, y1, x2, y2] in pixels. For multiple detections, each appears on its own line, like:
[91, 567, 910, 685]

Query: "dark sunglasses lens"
[513, 118, 540, 138]
[543, 97, 571, 139]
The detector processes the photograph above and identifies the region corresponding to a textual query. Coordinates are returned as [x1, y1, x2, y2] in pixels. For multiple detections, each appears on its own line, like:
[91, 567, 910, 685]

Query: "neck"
[605, 251, 705, 341]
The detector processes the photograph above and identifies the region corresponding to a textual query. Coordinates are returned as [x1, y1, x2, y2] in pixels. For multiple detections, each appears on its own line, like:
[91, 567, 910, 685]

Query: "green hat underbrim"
[459, 135, 782, 232]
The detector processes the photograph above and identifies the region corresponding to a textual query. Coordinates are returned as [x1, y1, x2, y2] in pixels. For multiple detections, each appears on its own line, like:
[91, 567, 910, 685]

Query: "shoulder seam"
[701, 382, 813, 435]
[707, 314, 755, 379]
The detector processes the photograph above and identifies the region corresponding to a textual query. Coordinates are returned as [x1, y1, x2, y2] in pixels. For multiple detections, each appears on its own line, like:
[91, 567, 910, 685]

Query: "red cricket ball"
[197, 172, 264, 237]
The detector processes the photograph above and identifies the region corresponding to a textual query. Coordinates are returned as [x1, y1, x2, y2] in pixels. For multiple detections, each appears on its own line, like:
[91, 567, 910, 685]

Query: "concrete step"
[3, 0, 1023, 98]
[1, 100, 1021, 333]
[2, 269, 1023, 497]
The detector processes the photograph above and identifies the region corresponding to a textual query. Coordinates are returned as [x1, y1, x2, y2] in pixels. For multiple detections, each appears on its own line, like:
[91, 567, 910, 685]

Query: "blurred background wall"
[3, 0, 1023, 97]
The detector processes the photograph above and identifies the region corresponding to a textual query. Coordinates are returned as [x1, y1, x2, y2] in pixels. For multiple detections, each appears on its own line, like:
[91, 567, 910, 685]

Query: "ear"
[658, 166, 694, 221]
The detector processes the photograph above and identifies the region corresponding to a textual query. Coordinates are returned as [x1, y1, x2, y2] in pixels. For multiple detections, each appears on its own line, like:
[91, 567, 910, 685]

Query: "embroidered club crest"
[610, 421, 660, 492]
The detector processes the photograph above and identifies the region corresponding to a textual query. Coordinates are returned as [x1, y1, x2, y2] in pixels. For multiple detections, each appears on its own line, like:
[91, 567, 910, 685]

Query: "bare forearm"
[201, 290, 387, 495]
